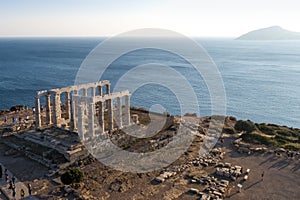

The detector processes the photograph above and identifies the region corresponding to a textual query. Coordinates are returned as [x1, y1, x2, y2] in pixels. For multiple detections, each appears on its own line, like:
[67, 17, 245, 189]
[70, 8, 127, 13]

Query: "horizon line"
[0, 35, 236, 39]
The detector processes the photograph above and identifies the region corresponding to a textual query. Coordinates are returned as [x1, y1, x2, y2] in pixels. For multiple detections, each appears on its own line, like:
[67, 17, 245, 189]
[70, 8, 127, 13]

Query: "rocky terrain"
[0, 106, 300, 200]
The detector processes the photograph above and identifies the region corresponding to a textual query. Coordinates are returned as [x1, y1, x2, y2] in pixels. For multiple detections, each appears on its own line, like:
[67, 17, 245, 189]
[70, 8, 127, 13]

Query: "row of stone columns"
[70, 84, 110, 132]
[35, 82, 111, 130]
[35, 91, 62, 128]
[75, 94, 131, 141]
[95, 95, 131, 132]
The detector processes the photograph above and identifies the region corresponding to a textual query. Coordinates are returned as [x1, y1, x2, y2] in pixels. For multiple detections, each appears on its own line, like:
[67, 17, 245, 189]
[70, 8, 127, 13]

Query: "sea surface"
[0, 37, 299, 127]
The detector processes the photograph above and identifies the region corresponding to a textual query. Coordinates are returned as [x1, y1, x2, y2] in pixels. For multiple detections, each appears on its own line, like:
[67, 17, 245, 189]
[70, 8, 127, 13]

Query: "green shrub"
[290, 131, 300, 138]
[292, 128, 300, 135]
[284, 144, 299, 151]
[228, 116, 237, 121]
[61, 168, 83, 185]
[234, 120, 255, 133]
[241, 133, 274, 146]
[274, 135, 287, 145]
[267, 123, 280, 128]
[256, 124, 275, 135]
[223, 126, 236, 134]
[276, 130, 292, 137]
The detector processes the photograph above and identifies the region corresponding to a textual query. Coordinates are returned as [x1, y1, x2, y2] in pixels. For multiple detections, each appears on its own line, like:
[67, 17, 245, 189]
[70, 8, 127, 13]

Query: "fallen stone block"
[189, 188, 199, 194]
[224, 163, 231, 168]
[220, 180, 229, 186]
[213, 191, 223, 198]
[154, 176, 165, 183]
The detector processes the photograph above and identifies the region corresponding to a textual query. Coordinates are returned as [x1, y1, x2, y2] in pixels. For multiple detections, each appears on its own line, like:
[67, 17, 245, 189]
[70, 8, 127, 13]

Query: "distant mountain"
[236, 26, 300, 40]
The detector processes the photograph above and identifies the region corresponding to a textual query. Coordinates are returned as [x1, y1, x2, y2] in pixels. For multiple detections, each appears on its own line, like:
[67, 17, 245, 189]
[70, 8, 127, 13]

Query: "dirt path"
[221, 135, 300, 200]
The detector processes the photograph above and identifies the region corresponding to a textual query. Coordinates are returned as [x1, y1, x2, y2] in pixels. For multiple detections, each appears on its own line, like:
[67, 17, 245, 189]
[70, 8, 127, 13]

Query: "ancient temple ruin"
[35, 80, 131, 139]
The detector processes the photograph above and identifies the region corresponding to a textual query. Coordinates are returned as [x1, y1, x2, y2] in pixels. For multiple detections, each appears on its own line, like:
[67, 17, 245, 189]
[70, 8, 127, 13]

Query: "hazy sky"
[0, 0, 299, 37]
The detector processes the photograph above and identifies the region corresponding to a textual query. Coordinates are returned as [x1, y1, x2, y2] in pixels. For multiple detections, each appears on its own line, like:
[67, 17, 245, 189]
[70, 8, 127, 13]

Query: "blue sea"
[0, 37, 300, 127]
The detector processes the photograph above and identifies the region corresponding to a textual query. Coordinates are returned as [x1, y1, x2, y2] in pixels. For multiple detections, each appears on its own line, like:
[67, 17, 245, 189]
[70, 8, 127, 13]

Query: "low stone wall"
[233, 138, 300, 159]
[2, 140, 54, 168]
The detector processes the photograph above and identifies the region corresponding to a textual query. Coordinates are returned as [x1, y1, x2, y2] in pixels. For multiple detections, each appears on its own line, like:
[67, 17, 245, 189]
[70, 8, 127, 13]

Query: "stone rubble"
[199, 148, 225, 168]
[216, 164, 243, 181]
[189, 174, 230, 200]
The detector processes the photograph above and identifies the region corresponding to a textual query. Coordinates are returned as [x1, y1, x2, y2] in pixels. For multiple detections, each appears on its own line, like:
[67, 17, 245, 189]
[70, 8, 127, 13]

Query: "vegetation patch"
[284, 144, 300, 151]
[256, 123, 275, 135]
[222, 126, 236, 134]
[276, 130, 292, 137]
[234, 120, 255, 133]
[240, 132, 275, 146]
[61, 168, 84, 185]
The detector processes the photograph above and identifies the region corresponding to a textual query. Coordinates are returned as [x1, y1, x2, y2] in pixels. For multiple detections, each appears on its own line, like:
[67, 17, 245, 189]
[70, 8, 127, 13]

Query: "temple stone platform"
[1, 127, 89, 170]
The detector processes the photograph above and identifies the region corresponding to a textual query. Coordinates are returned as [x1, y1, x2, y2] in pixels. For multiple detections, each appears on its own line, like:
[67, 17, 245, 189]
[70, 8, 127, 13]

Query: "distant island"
[236, 26, 300, 40]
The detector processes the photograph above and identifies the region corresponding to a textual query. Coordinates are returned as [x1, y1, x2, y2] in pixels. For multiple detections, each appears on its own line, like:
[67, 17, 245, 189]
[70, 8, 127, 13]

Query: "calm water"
[0, 38, 299, 127]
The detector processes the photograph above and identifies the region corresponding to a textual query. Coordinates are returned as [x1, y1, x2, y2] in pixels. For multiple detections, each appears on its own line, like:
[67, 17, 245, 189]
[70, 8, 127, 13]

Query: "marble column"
[91, 87, 95, 97]
[106, 84, 110, 94]
[108, 99, 114, 130]
[65, 92, 71, 120]
[98, 86, 102, 96]
[77, 103, 85, 141]
[116, 97, 122, 128]
[46, 93, 52, 125]
[70, 95, 77, 131]
[99, 101, 105, 133]
[124, 95, 130, 126]
[53, 92, 61, 126]
[82, 88, 87, 96]
[72, 90, 78, 130]
[35, 95, 41, 129]
[88, 102, 95, 138]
